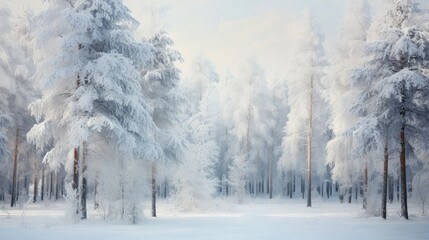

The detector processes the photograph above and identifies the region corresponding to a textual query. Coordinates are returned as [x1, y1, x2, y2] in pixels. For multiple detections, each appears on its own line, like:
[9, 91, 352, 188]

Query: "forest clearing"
[2, 198, 428, 240]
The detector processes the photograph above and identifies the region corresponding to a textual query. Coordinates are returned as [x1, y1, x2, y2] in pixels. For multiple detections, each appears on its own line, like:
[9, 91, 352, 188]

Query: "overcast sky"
[7, 0, 429, 80]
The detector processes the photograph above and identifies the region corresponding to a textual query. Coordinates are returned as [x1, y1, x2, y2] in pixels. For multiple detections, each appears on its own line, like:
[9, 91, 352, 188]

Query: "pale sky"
[7, 0, 429, 80]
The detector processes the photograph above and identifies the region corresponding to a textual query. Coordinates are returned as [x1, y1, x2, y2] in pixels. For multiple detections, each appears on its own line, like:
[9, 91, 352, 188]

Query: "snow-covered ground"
[1, 198, 428, 240]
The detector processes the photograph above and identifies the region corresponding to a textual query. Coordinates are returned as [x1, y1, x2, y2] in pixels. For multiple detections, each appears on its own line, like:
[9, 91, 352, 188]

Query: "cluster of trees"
[0, 0, 428, 224]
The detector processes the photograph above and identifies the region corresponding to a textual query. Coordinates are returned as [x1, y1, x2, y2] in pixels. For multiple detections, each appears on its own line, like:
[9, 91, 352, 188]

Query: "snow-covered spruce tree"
[228, 61, 275, 203]
[28, 0, 160, 223]
[173, 89, 218, 210]
[140, 29, 187, 217]
[323, 0, 371, 206]
[349, 0, 429, 219]
[279, 9, 328, 207]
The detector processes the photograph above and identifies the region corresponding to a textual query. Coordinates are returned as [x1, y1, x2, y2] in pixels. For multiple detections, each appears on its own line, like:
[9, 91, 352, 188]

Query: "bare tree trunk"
[164, 178, 168, 198]
[397, 177, 400, 202]
[121, 162, 125, 219]
[363, 164, 368, 209]
[41, 169, 45, 201]
[321, 183, 323, 198]
[399, 78, 408, 219]
[326, 181, 330, 199]
[348, 187, 352, 203]
[291, 171, 296, 193]
[400, 125, 408, 219]
[49, 171, 54, 200]
[307, 76, 313, 208]
[289, 175, 293, 199]
[80, 142, 87, 220]
[24, 176, 28, 196]
[61, 177, 65, 197]
[388, 175, 394, 204]
[16, 179, 20, 202]
[269, 143, 273, 199]
[10, 128, 19, 207]
[151, 163, 157, 217]
[382, 142, 388, 219]
[301, 176, 305, 199]
[94, 171, 99, 210]
[73, 148, 79, 214]
[55, 170, 60, 200]
[33, 171, 38, 203]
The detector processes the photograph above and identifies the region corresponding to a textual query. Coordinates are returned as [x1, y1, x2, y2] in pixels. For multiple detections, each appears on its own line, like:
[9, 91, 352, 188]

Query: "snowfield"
[1, 198, 428, 240]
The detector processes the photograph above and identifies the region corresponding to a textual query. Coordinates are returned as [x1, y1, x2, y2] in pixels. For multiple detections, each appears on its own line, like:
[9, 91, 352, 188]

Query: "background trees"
[226, 61, 275, 203]
[324, 0, 371, 206]
[279, 9, 328, 207]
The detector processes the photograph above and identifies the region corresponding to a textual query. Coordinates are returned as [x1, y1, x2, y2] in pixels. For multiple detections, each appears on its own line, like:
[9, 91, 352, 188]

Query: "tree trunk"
[80, 142, 87, 220]
[398, 77, 408, 219]
[397, 177, 400, 202]
[355, 184, 358, 200]
[382, 142, 388, 219]
[321, 182, 324, 198]
[348, 187, 352, 203]
[301, 176, 305, 199]
[33, 171, 38, 203]
[55, 170, 60, 200]
[41, 169, 45, 201]
[400, 125, 408, 219]
[363, 164, 368, 209]
[151, 163, 157, 217]
[49, 171, 54, 200]
[269, 147, 273, 199]
[94, 172, 99, 210]
[164, 178, 168, 198]
[24, 176, 28, 196]
[16, 179, 20, 202]
[286, 179, 290, 197]
[292, 171, 296, 192]
[388, 175, 394, 204]
[10, 128, 19, 207]
[326, 182, 330, 199]
[73, 148, 79, 214]
[61, 177, 65, 197]
[307, 76, 313, 208]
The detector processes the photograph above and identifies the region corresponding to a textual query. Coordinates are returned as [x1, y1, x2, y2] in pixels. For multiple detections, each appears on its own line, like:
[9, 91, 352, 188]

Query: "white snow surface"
[1, 198, 428, 240]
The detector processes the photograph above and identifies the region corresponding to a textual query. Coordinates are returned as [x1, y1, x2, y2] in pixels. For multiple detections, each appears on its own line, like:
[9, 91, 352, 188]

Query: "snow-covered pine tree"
[140, 29, 187, 217]
[349, 0, 429, 219]
[228, 61, 275, 203]
[279, 9, 328, 207]
[173, 90, 218, 210]
[323, 0, 371, 206]
[28, 0, 161, 223]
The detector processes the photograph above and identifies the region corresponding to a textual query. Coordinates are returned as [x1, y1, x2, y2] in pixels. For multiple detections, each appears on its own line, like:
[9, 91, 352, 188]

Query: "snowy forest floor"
[1, 197, 428, 240]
